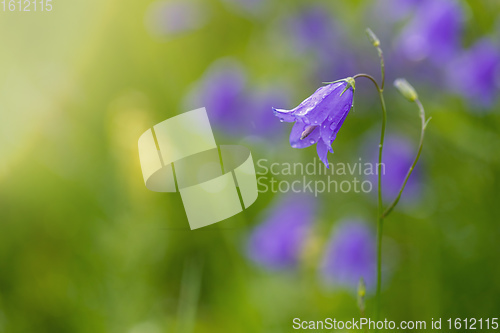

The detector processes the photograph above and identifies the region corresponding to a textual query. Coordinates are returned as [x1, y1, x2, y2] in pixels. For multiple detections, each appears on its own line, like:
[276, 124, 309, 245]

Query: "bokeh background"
[1, 0, 500, 332]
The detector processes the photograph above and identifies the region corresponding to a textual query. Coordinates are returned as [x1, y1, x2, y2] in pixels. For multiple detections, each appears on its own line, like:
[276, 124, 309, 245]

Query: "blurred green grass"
[1, 0, 500, 332]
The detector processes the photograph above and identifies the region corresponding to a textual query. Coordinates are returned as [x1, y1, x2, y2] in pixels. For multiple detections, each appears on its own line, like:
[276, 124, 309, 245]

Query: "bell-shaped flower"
[273, 79, 355, 167]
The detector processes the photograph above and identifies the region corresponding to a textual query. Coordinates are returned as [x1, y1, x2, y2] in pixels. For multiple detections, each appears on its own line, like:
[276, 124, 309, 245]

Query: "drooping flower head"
[320, 219, 377, 292]
[273, 79, 355, 168]
[445, 38, 500, 109]
[247, 194, 316, 270]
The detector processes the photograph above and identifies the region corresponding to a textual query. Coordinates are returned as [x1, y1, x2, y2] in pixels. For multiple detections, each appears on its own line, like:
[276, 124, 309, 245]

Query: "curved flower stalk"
[272, 78, 355, 167]
[272, 29, 430, 326]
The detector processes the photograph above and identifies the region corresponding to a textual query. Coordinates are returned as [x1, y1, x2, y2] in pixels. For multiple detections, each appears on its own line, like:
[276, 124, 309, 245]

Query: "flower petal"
[320, 99, 352, 145]
[289, 121, 320, 149]
[316, 139, 332, 167]
[272, 107, 296, 123]
[273, 82, 344, 124]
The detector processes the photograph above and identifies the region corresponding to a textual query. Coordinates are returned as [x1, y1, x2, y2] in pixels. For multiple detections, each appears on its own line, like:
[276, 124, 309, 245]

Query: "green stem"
[377, 47, 385, 91]
[381, 99, 429, 219]
[353, 73, 387, 326]
[375, 90, 387, 326]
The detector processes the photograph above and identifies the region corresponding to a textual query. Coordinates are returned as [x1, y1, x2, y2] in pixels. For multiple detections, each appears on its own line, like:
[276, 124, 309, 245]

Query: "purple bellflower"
[247, 194, 316, 270]
[446, 39, 500, 109]
[273, 79, 355, 168]
[320, 220, 377, 292]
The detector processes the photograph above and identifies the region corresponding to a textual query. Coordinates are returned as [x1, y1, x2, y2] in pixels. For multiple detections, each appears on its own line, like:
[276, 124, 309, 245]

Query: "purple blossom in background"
[287, 6, 335, 55]
[183, 58, 247, 134]
[320, 220, 376, 292]
[446, 39, 500, 109]
[366, 134, 421, 203]
[273, 80, 354, 168]
[220, 0, 266, 17]
[396, 0, 464, 65]
[247, 194, 316, 270]
[184, 58, 290, 138]
[283, 6, 357, 82]
[373, 0, 422, 22]
[145, 1, 207, 38]
[244, 87, 290, 138]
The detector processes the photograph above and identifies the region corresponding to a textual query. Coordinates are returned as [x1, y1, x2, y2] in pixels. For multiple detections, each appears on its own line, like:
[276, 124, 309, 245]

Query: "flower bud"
[357, 277, 366, 312]
[366, 28, 380, 47]
[394, 78, 418, 102]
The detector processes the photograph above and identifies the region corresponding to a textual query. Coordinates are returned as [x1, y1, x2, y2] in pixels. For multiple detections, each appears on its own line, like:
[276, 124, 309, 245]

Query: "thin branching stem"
[381, 99, 430, 218]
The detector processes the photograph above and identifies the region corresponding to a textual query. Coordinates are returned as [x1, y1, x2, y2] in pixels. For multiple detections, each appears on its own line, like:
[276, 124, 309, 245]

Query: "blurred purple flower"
[320, 220, 376, 292]
[446, 39, 500, 109]
[287, 6, 335, 54]
[373, 0, 423, 22]
[273, 80, 354, 168]
[281, 6, 357, 81]
[366, 134, 421, 202]
[244, 87, 290, 137]
[247, 194, 316, 270]
[220, 0, 266, 17]
[145, 1, 207, 37]
[184, 58, 292, 138]
[183, 58, 247, 134]
[396, 0, 464, 65]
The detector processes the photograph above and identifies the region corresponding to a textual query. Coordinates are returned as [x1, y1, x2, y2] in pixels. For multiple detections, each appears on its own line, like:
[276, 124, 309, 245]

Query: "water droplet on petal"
[279, 118, 284, 122]
[328, 116, 333, 121]
[310, 139, 315, 144]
